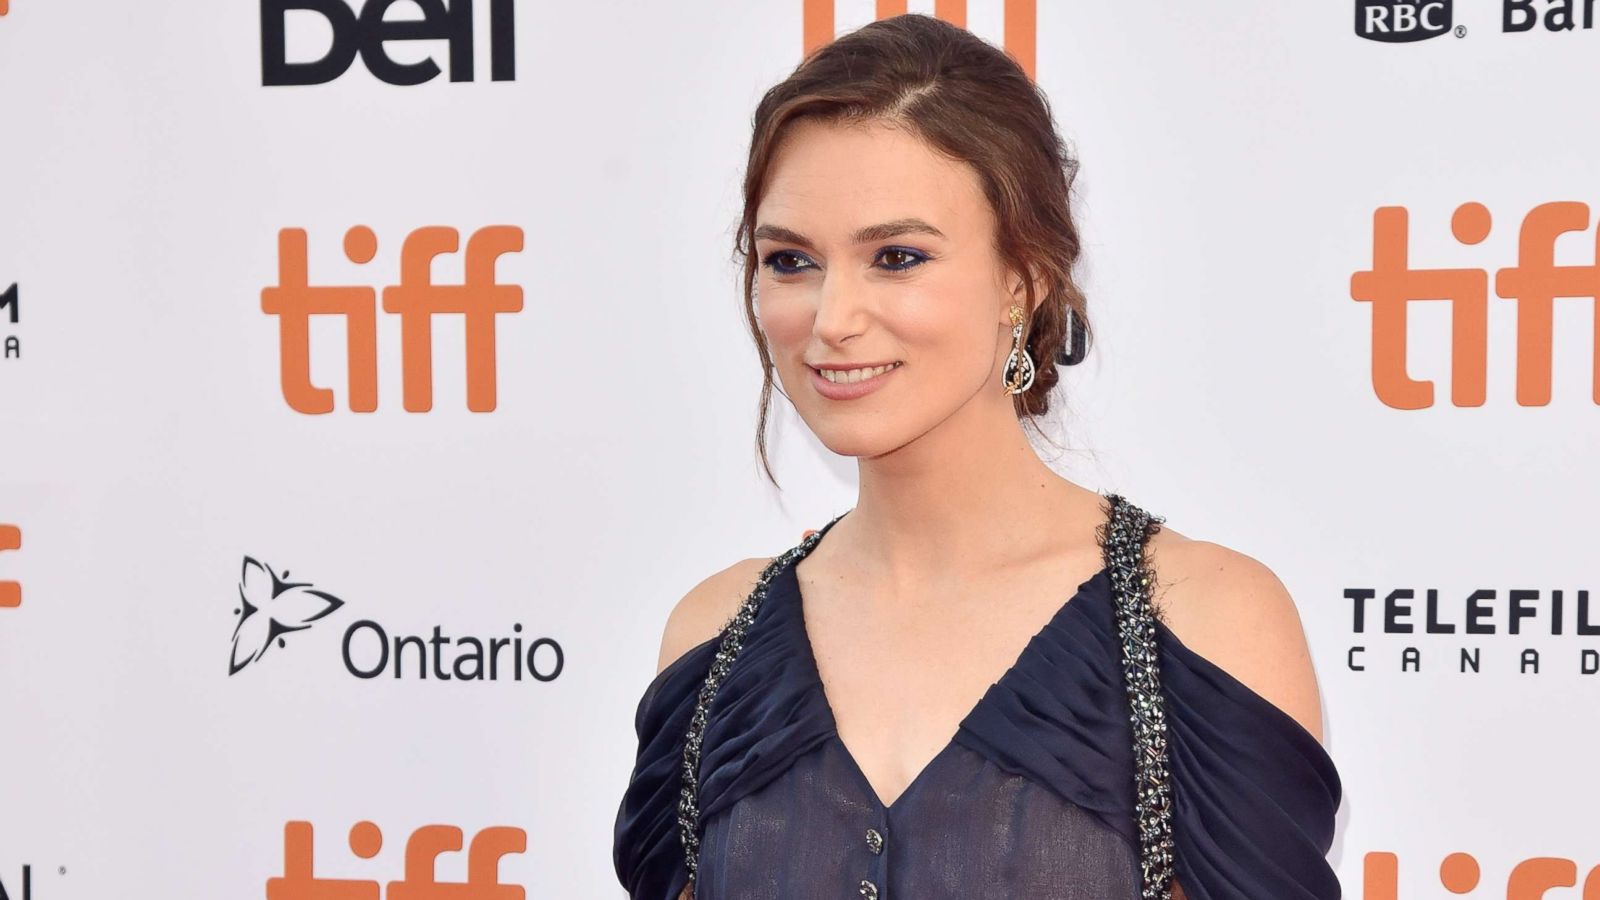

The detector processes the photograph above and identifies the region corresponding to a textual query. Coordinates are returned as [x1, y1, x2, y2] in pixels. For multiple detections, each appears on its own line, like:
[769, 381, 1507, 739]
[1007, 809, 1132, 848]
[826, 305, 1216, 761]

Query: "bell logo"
[261, 226, 524, 414]
[261, 0, 516, 86]
[1349, 201, 1600, 409]
[0, 524, 19, 609]
[1355, 1, 1454, 41]
[267, 821, 526, 899]
[803, 0, 1038, 81]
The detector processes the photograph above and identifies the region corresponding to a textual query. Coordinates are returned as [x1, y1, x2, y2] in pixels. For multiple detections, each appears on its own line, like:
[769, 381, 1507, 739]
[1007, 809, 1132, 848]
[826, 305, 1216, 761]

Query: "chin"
[805, 417, 909, 459]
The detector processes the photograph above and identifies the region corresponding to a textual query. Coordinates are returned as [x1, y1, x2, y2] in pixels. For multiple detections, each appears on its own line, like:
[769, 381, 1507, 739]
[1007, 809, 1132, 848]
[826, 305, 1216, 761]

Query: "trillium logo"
[229, 557, 345, 675]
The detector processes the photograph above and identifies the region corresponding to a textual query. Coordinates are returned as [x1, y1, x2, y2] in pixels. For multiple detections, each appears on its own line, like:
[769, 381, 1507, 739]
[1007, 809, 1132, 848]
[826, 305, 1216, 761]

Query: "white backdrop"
[2, 1, 1597, 897]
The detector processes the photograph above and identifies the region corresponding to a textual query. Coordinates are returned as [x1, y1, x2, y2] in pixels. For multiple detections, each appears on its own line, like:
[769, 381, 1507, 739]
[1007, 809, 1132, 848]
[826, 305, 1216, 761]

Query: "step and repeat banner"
[2, 1, 1596, 897]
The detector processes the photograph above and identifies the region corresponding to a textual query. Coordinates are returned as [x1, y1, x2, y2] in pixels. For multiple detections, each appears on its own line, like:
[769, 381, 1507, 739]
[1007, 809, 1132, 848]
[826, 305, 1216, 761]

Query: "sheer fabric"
[614, 514, 1342, 899]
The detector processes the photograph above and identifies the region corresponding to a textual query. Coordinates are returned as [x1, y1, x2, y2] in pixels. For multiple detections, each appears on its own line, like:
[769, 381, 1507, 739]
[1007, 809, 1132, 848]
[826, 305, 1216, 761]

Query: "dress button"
[865, 827, 884, 855]
[859, 879, 879, 899]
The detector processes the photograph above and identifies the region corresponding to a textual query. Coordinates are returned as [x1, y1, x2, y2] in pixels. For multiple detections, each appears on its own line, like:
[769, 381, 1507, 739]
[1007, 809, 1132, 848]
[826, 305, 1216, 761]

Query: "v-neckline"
[782, 515, 1112, 813]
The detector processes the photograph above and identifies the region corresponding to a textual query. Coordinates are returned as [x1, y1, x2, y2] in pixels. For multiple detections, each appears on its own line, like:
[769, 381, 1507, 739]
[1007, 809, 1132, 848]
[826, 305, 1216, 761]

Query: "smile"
[809, 361, 903, 400]
[815, 362, 903, 384]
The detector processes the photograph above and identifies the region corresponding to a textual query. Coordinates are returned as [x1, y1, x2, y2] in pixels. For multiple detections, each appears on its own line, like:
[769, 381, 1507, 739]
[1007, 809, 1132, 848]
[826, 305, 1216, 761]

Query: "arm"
[1147, 529, 1329, 900]
[1147, 529, 1326, 742]
[655, 556, 773, 676]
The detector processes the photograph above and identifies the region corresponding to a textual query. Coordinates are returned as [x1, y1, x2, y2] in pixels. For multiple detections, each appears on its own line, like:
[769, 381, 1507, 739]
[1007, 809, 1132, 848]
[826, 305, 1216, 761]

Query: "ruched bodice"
[614, 504, 1343, 899]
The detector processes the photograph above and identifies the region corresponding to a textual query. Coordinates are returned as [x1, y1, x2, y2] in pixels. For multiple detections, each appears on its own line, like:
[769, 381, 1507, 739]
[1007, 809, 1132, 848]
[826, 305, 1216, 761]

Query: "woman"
[615, 13, 1340, 900]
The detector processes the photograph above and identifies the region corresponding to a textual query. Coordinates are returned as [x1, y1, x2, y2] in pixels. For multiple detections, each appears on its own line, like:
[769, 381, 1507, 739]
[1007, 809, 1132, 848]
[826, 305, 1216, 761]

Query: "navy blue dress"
[614, 508, 1342, 899]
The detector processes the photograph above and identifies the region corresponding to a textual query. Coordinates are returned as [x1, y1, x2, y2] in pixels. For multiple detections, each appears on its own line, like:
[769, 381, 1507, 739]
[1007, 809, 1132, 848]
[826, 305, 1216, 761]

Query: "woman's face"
[753, 118, 1022, 459]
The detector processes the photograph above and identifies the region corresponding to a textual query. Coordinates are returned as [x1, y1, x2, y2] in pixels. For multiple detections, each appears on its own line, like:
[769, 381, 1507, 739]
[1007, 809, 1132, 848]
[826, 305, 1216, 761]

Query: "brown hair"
[735, 13, 1093, 486]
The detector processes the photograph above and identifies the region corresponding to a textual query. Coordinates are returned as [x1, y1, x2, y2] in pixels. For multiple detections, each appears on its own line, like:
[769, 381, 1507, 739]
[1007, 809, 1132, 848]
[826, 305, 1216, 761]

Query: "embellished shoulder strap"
[1097, 492, 1175, 899]
[675, 511, 848, 896]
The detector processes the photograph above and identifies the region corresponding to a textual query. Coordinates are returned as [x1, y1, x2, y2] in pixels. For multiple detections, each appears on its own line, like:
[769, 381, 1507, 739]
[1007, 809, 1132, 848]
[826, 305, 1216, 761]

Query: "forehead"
[756, 118, 991, 242]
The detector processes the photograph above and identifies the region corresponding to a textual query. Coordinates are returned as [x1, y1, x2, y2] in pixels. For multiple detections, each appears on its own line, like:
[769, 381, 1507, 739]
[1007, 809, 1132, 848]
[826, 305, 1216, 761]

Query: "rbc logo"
[1355, 0, 1453, 41]
[261, 0, 516, 86]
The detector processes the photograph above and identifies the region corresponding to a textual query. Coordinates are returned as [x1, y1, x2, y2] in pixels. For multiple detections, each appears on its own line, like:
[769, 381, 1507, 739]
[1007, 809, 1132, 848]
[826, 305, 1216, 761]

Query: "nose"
[811, 269, 870, 346]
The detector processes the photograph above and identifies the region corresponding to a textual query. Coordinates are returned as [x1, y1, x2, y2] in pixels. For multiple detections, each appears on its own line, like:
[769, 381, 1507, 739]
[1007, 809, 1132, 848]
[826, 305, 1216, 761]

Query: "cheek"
[758, 287, 814, 353]
[883, 280, 995, 364]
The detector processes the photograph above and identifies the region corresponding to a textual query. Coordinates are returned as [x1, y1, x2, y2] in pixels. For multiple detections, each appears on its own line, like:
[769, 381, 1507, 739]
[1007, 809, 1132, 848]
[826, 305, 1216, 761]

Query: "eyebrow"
[752, 217, 947, 247]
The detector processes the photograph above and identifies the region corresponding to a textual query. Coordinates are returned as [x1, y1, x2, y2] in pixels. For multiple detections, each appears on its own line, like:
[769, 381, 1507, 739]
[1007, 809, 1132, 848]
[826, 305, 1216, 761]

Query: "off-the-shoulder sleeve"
[1158, 621, 1344, 900]
[612, 636, 717, 900]
[611, 563, 840, 899]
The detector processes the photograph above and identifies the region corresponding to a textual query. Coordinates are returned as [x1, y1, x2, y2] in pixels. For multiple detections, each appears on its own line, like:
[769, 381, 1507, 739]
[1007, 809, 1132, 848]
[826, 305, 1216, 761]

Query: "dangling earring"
[1057, 306, 1087, 367]
[1002, 305, 1036, 395]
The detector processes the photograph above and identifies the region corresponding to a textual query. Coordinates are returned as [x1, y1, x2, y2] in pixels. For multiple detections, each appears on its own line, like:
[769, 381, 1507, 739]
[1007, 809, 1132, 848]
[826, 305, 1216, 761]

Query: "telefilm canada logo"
[1344, 580, 1600, 676]
[2, 283, 18, 361]
[227, 556, 563, 681]
[261, 0, 517, 86]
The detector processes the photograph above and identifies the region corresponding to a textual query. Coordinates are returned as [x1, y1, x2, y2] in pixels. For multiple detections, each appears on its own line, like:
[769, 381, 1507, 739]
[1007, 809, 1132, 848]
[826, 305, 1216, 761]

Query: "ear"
[1003, 263, 1048, 323]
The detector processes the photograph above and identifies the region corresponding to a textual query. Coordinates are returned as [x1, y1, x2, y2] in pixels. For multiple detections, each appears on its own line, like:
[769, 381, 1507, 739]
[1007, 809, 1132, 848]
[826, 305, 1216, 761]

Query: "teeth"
[819, 362, 901, 384]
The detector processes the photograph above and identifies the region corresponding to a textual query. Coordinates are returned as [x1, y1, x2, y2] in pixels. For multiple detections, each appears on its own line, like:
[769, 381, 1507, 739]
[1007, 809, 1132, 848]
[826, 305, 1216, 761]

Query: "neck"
[837, 396, 1104, 584]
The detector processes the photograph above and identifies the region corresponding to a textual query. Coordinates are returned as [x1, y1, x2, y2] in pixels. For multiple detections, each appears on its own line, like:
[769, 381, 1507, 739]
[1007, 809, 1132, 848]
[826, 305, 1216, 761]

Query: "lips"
[809, 361, 902, 401]
[813, 361, 903, 384]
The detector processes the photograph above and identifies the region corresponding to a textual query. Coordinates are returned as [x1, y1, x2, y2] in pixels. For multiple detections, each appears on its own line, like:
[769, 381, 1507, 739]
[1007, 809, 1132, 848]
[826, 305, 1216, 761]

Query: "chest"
[796, 553, 1106, 808]
[694, 738, 1142, 900]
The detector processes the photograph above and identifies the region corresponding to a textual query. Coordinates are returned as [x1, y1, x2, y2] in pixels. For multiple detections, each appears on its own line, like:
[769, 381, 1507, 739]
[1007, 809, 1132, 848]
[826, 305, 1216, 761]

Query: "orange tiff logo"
[262, 226, 524, 414]
[1350, 202, 1600, 409]
[802, 0, 1038, 81]
[1366, 851, 1600, 898]
[268, 821, 525, 899]
[0, 524, 19, 608]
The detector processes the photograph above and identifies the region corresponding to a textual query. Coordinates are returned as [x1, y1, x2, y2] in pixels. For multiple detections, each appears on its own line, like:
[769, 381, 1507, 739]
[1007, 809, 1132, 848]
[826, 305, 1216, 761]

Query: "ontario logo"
[230, 557, 345, 674]
[226, 555, 564, 682]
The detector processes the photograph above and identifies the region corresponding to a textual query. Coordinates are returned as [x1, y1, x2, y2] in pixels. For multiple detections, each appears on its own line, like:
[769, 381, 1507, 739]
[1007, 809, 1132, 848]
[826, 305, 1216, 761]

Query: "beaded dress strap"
[1099, 492, 1175, 899]
[675, 511, 847, 896]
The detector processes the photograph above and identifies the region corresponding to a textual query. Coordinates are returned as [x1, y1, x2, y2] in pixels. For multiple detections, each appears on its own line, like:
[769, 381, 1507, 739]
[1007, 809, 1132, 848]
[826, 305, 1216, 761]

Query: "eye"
[876, 247, 929, 271]
[761, 250, 815, 275]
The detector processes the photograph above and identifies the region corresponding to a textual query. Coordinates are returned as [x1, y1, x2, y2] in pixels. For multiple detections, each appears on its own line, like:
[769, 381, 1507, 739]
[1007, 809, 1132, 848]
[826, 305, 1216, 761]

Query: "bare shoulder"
[1143, 523, 1326, 743]
[655, 556, 773, 676]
